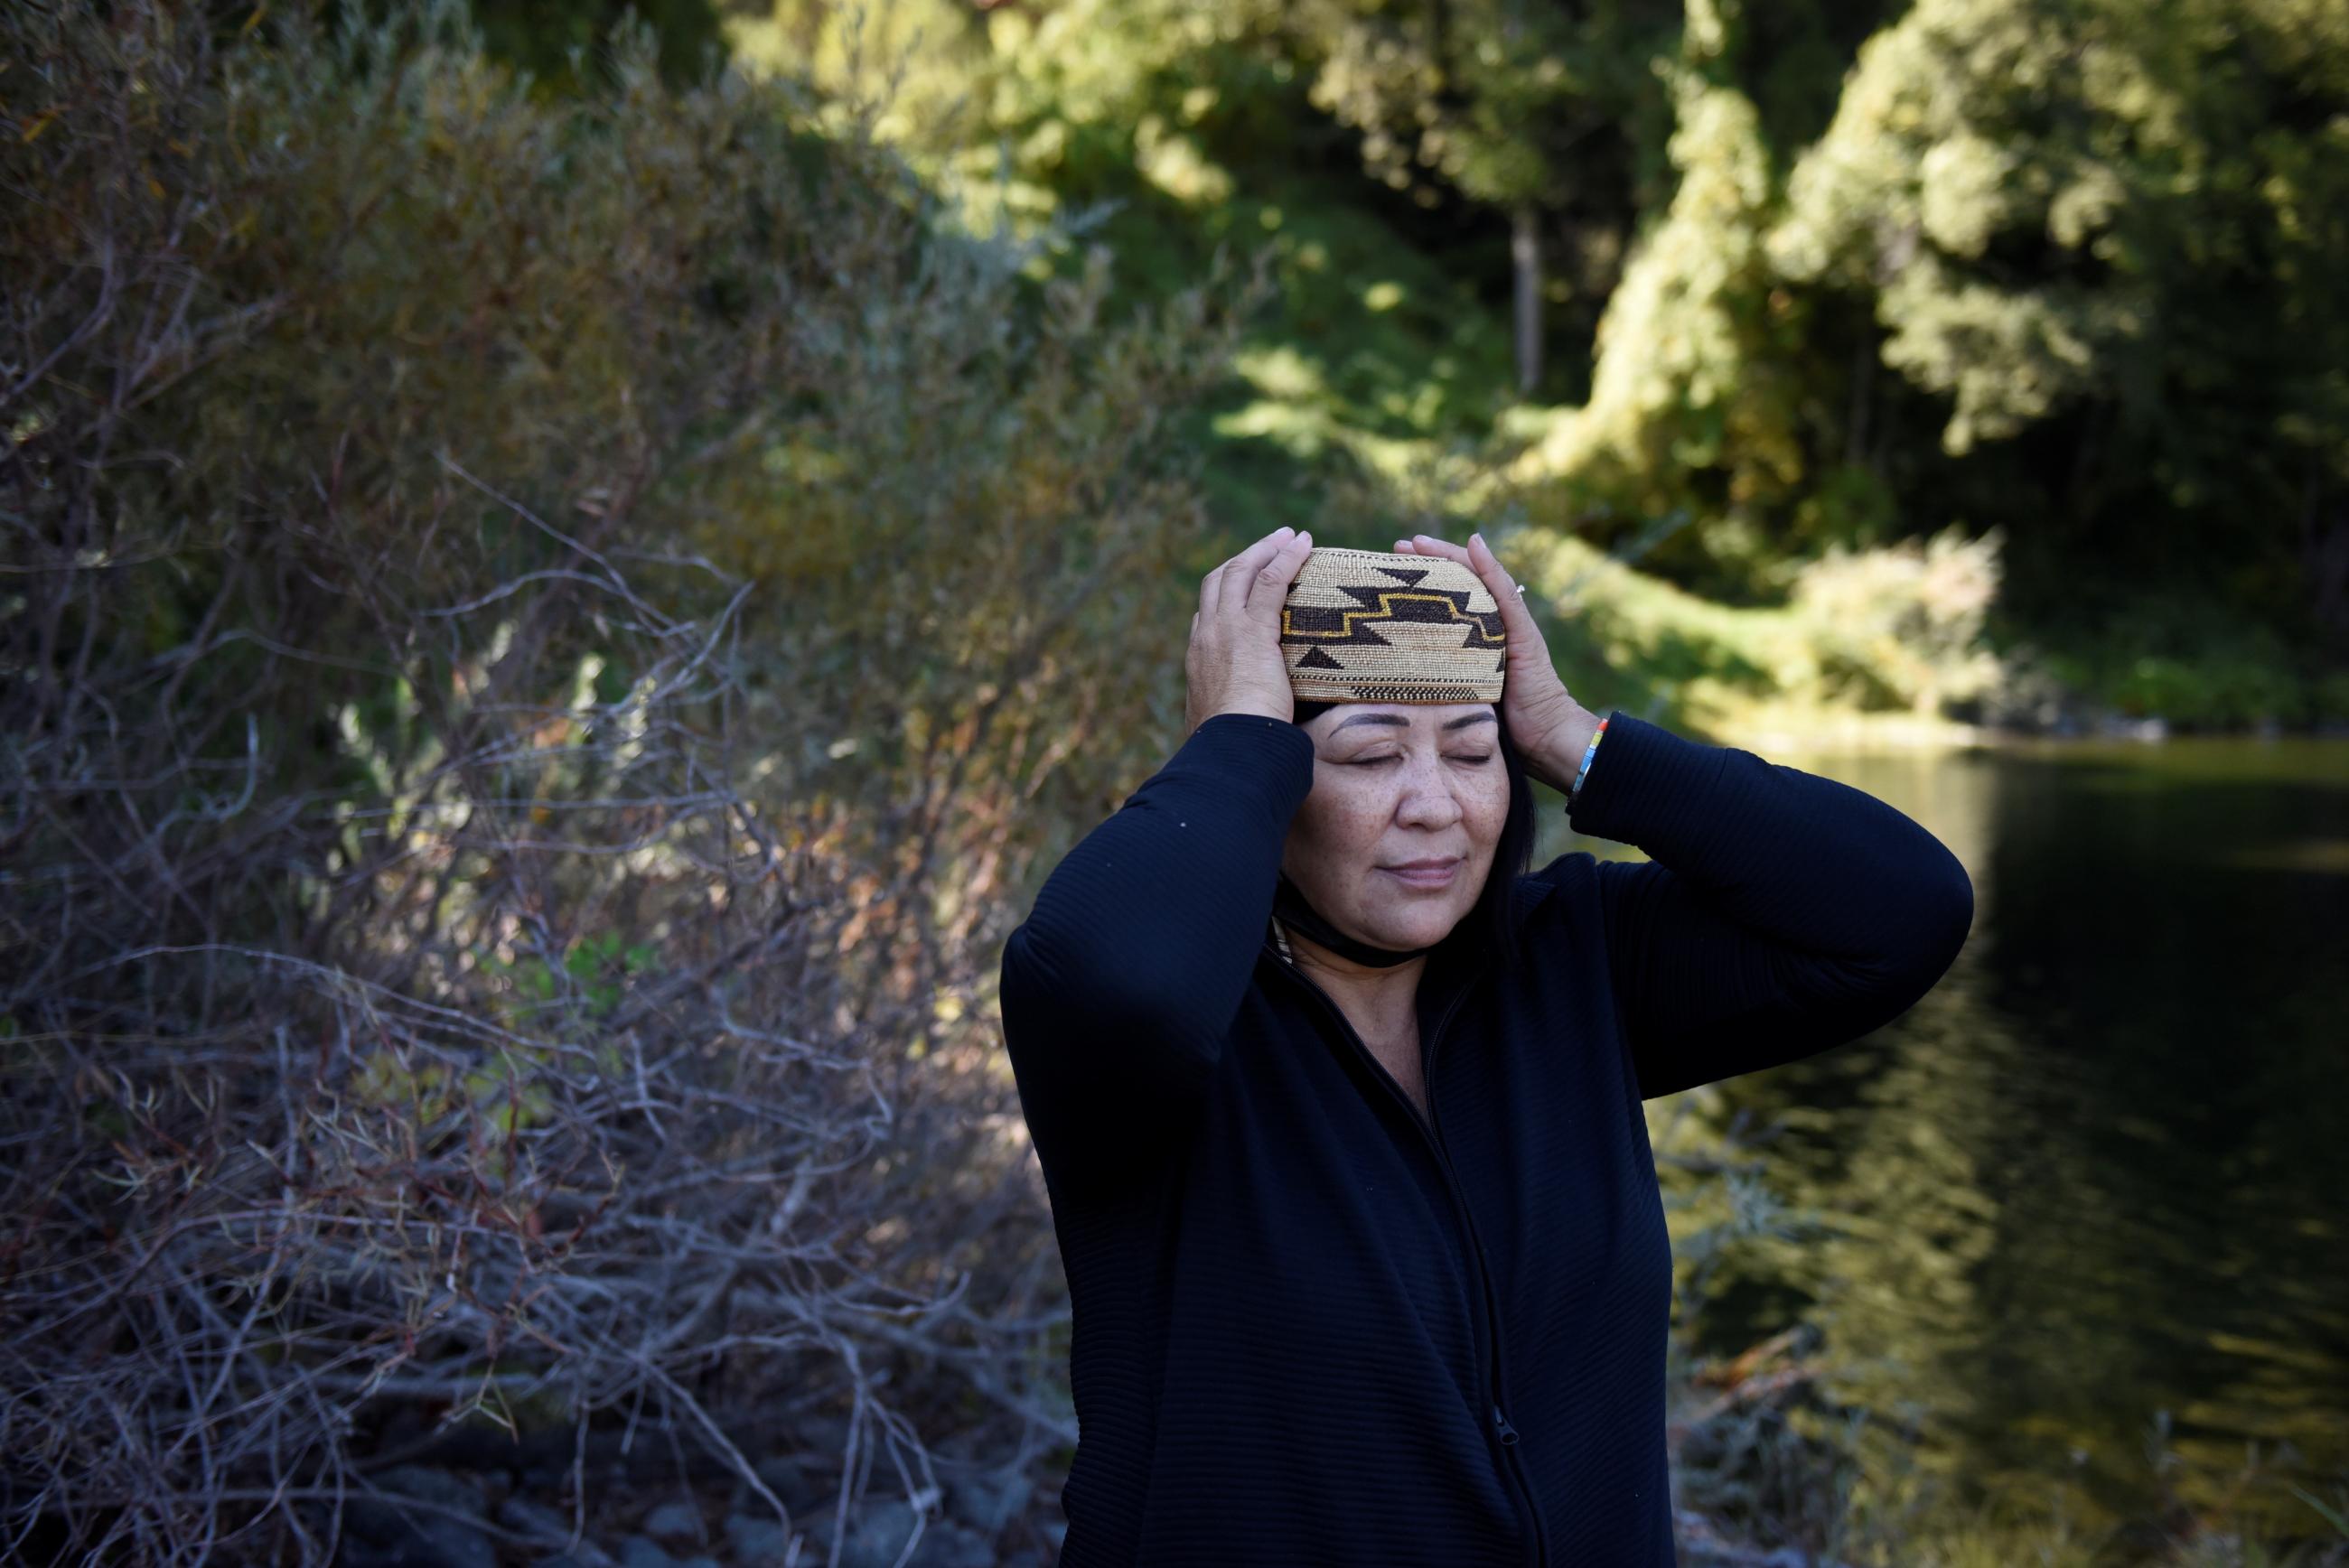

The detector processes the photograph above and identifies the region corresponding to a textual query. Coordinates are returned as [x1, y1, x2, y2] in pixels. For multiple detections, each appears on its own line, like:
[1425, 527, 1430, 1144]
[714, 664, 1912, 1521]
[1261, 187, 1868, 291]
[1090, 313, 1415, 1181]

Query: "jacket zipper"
[1267, 944, 1552, 1568]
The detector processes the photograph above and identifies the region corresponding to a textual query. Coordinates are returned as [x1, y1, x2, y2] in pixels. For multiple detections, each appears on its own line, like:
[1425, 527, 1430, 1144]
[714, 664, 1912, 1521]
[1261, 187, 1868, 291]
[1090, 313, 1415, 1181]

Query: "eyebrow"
[1328, 711, 1498, 734]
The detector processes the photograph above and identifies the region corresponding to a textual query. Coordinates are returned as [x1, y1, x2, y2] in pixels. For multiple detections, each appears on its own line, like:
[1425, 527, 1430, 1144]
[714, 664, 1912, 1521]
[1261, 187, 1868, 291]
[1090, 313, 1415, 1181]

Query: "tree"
[1772, 0, 2349, 655]
[1502, 0, 1824, 598]
[1292, 0, 1682, 396]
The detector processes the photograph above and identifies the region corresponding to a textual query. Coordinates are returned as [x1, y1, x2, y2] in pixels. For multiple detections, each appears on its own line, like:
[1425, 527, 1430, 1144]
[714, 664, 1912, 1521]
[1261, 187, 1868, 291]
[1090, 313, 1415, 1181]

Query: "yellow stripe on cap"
[1278, 547, 1506, 704]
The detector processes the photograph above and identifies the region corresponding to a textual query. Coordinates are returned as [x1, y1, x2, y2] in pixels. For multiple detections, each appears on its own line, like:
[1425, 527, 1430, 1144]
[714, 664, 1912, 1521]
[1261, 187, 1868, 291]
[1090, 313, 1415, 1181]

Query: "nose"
[1393, 753, 1465, 831]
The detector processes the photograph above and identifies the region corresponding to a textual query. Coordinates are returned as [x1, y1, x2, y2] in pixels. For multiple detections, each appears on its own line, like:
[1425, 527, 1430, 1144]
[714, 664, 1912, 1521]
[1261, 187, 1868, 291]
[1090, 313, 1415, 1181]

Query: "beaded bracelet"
[1568, 714, 1609, 806]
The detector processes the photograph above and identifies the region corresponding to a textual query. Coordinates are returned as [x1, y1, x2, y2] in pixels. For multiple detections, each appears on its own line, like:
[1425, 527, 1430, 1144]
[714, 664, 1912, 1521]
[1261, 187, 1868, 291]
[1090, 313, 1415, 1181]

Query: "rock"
[616, 1538, 677, 1568]
[751, 1453, 833, 1513]
[835, 1498, 917, 1568]
[500, 1495, 579, 1542]
[724, 1513, 792, 1565]
[495, 1498, 622, 1566]
[335, 1515, 497, 1568]
[379, 1466, 487, 1509]
[338, 1467, 497, 1568]
[795, 1413, 854, 1460]
[944, 1466, 1030, 1536]
[825, 1500, 987, 1568]
[640, 1501, 705, 1545]
[905, 1522, 996, 1568]
[525, 1548, 620, 1568]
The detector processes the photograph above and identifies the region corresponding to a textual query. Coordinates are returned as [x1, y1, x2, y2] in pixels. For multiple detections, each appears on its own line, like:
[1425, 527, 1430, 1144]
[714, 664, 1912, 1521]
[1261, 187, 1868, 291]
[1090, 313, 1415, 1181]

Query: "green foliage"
[1505, 522, 2002, 742]
[2013, 593, 2321, 727]
[726, 0, 1554, 571]
[1289, 0, 1681, 210]
[1507, 0, 1817, 601]
[1773, 0, 2148, 453]
[1772, 0, 2349, 661]
[1482, 0, 2349, 708]
[735, 0, 2349, 723]
[463, 0, 727, 92]
[2290, 1484, 2349, 1540]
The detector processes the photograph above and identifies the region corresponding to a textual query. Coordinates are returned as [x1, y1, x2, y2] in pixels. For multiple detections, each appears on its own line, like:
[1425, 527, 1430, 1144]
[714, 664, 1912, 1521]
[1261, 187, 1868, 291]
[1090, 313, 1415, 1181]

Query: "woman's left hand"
[1395, 530, 1602, 795]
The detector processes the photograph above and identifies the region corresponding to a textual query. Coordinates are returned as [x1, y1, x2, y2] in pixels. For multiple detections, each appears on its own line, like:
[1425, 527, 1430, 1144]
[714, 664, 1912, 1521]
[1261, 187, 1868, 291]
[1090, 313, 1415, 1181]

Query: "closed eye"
[1345, 754, 1494, 766]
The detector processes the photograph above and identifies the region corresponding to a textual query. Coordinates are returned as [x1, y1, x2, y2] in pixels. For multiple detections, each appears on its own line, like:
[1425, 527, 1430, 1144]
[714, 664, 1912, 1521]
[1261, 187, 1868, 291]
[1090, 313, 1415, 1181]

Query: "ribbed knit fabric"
[997, 711, 1975, 1566]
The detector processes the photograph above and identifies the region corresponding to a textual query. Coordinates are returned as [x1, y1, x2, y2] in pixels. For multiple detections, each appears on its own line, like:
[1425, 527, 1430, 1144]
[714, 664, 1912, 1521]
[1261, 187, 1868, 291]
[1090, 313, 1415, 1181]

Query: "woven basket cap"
[1278, 546, 1506, 704]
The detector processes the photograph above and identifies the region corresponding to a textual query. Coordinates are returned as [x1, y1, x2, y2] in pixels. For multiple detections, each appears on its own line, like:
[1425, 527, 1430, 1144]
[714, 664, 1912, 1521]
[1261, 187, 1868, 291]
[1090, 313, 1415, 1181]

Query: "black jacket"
[997, 711, 1974, 1566]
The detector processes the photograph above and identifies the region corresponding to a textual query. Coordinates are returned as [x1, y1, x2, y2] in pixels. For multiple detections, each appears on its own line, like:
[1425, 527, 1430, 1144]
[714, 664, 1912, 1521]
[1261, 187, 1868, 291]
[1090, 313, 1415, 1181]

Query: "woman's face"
[1283, 703, 1510, 954]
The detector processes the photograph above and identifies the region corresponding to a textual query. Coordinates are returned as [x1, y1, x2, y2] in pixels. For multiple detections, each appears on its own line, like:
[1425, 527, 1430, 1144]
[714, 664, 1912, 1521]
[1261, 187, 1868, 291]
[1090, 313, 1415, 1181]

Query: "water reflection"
[1539, 737, 2349, 1533]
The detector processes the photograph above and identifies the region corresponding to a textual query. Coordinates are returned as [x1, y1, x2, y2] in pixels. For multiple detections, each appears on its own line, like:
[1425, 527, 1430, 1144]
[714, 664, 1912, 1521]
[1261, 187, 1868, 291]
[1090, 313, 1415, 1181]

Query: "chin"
[1370, 903, 1471, 949]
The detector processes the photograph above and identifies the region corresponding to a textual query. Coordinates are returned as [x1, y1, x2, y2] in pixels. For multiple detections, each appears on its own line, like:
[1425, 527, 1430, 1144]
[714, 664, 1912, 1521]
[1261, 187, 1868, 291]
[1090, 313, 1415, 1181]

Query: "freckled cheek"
[1334, 798, 1398, 856]
[1298, 780, 1391, 861]
[1467, 784, 1510, 856]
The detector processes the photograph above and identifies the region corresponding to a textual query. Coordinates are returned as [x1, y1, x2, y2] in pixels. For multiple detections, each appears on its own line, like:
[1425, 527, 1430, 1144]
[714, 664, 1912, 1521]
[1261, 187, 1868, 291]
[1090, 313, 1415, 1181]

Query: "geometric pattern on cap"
[1278, 546, 1507, 704]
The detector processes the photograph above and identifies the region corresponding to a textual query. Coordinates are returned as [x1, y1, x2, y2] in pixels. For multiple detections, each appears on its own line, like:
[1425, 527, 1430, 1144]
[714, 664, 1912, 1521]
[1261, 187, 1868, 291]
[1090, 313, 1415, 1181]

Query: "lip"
[1378, 856, 1463, 889]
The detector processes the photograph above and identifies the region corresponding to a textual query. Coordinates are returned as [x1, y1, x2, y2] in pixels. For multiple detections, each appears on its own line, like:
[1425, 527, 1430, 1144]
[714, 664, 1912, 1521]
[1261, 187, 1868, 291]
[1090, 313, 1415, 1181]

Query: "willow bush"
[0, 2, 1271, 1560]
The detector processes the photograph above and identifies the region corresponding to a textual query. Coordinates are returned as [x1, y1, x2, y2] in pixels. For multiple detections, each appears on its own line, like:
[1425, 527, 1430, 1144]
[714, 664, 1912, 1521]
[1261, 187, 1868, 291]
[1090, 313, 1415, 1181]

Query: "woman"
[997, 526, 1974, 1567]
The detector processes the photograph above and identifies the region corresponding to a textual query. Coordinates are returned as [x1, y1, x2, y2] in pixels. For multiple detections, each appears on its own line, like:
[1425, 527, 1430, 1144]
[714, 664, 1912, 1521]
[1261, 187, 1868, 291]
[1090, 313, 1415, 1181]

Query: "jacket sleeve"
[998, 712, 1315, 1159]
[1546, 713, 1975, 1100]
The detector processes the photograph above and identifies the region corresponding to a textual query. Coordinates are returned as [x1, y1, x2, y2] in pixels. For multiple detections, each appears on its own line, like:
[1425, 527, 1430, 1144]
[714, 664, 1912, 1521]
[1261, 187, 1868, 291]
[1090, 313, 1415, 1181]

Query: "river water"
[1546, 736, 2349, 1538]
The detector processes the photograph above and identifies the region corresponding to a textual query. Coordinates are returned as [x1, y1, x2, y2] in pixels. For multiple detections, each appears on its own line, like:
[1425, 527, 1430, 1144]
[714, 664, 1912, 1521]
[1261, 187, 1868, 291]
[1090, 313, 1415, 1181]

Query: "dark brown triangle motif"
[1296, 647, 1344, 669]
[1377, 567, 1430, 586]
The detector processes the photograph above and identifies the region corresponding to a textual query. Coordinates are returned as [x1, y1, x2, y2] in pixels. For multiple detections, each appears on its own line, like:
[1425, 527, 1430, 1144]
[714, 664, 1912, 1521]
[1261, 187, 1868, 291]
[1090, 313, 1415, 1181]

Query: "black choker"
[1269, 873, 1433, 968]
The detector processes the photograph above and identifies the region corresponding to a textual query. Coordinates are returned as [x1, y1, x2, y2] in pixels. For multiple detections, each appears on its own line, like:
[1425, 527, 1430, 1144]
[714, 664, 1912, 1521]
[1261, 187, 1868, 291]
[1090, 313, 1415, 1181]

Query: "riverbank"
[1497, 526, 2349, 752]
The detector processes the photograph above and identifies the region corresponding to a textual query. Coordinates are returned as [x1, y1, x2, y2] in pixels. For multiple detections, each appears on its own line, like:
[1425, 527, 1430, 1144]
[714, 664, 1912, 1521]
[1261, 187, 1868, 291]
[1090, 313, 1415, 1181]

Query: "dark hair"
[1290, 700, 1536, 965]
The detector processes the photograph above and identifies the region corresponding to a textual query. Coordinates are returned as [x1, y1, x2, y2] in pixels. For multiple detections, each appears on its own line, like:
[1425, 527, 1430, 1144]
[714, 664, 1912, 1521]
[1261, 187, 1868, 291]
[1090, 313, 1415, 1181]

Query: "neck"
[1281, 925, 1427, 1040]
[1268, 872, 1446, 1041]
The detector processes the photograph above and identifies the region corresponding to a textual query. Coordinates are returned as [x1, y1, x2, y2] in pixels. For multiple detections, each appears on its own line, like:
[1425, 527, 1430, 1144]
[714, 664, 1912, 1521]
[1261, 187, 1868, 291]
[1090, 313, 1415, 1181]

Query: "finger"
[1407, 531, 1533, 645]
[1204, 527, 1287, 615]
[1216, 526, 1294, 616]
[1468, 531, 1514, 591]
[1468, 532, 1545, 647]
[1244, 529, 1312, 619]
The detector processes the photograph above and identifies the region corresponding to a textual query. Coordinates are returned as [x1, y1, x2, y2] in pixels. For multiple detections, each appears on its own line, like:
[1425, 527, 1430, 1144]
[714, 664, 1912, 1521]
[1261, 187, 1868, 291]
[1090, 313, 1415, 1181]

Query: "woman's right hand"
[1185, 526, 1315, 733]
